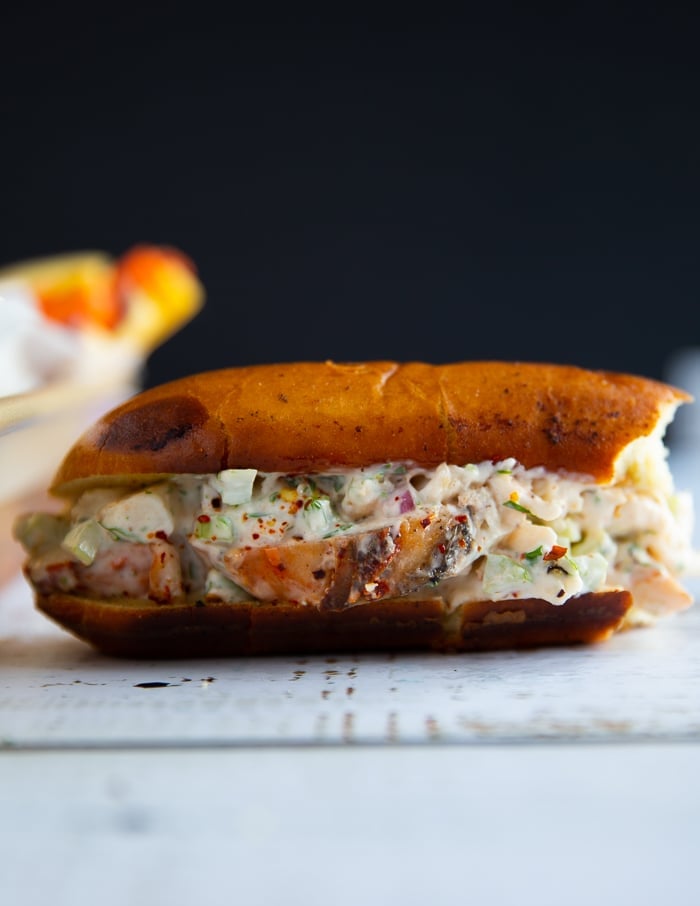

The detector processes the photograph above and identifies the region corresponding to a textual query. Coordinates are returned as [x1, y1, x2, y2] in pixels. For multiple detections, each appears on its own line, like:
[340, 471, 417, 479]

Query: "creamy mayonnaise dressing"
[15, 422, 698, 623]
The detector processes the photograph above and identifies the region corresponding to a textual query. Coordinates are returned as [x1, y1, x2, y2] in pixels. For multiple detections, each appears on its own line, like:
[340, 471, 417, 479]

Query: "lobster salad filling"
[15, 428, 697, 626]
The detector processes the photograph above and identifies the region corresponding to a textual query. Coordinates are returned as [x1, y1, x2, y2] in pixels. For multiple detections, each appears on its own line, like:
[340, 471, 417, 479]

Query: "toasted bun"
[49, 360, 690, 496]
[34, 589, 633, 658]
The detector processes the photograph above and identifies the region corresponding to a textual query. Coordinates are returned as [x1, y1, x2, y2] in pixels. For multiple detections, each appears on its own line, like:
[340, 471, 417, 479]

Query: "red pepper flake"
[438, 544, 446, 554]
[455, 515, 468, 523]
[420, 516, 432, 528]
[155, 530, 169, 541]
[47, 563, 67, 574]
[252, 532, 260, 540]
[197, 514, 211, 523]
[366, 580, 389, 599]
[544, 545, 568, 561]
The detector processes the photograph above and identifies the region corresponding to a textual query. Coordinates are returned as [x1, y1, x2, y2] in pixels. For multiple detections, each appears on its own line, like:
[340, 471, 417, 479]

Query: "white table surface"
[2, 448, 699, 906]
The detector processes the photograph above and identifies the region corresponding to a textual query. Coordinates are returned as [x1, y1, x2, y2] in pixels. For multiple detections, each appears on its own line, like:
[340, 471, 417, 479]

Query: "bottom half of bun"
[33, 590, 633, 659]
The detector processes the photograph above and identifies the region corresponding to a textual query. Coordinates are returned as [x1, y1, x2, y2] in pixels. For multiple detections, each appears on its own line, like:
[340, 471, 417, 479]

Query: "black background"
[2, 5, 699, 390]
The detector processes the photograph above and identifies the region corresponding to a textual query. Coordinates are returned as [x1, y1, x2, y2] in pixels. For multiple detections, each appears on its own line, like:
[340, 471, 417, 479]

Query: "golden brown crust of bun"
[51, 360, 690, 496]
[35, 589, 633, 658]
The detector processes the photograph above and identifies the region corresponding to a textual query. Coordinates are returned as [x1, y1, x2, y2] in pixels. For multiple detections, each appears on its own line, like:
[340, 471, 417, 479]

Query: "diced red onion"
[399, 490, 415, 513]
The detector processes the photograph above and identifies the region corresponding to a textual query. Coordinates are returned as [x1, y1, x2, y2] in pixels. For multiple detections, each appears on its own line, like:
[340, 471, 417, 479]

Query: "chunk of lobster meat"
[24, 540, 183, 604]
[626, 565, 693, 618]
[147, 539, 183, 604]
[222, 509, 475, 609]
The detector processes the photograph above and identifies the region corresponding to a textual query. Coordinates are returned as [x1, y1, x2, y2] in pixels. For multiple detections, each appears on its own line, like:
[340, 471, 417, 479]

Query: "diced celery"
[61, 519, 109, 566]
[574, 552, 608, 591]
[212, 469, 257, 506]
[13, 512, 68, 554]
[194, 514, 234, 542]
[483, 554, 532, 597]
[302, 497, 334, 535]
[204, 569, 249, 602]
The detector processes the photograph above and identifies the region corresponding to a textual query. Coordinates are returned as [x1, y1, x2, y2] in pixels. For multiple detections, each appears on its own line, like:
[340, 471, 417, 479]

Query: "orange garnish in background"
[112, 245, 204, 350]
[36, 264, 121, 330]
[27, 244, 204, 348]
[116, 245, 197, 296]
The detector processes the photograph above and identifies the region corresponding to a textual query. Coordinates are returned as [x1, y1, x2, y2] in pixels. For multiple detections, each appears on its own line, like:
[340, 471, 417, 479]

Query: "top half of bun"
[50, 360, 691, 497]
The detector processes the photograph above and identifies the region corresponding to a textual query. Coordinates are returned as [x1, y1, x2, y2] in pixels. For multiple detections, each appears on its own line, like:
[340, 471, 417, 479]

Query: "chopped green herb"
[565, 555, 579, 572]
[503, 500, 534, 516]
[102, 525, 137, 543]
[323, 523, 353, 538]
[524, 545, 543, 560]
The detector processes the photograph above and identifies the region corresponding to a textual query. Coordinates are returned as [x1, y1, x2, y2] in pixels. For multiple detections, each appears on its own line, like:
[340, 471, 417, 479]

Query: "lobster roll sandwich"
[14, 360, 698, 658]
